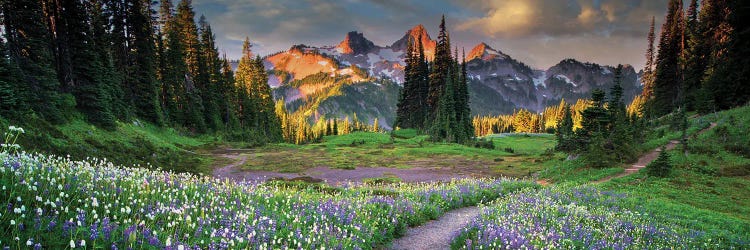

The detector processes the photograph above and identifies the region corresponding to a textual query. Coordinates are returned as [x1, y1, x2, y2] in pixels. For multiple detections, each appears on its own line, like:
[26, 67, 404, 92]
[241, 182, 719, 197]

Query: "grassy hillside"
[0, 116, 220, 174]
[538, 105, 750, 243]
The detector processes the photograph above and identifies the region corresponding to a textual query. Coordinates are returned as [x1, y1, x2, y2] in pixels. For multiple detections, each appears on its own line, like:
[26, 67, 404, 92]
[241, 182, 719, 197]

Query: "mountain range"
[255, 25, 642, 129]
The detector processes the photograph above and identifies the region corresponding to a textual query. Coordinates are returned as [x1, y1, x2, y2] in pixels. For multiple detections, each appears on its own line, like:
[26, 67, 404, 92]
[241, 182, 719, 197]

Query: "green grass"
[538, 156, 624, 183]
[535, 105, 750, 237]
[239, 132, 557, 177]
[0, 117, 219, 174]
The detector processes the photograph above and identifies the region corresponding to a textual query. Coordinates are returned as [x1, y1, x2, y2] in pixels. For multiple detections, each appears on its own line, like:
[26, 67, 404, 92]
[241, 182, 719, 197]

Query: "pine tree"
[0, 37, 25, 118]
[578, 89, 609, 143]
[198, 16, 223, 131]
[60, 0, 117, 128]
[160, 4, 189, 126]
[652, 0, 685, 116]
[682, 0, 708, 111]
[174, 0, 205, 132]
[109, 0, 131, 117]
[235, 38, 257, 128]
[91, 0, 129, 120]
[647, 147, 672, 177]
[429, 70, 457, 141]
[643, 16, 657, 99]
[253, 56, 283, 141]
[395, 36, 426, 129]
[703, 0, 748, 109]
[456, 49, 473, 142]
[427, 15, 452, 117]
[129, 0, 165, 125]
[220, 55, 239, 128]
[2, 0, 71, 123]
[555, 105, 575, 152]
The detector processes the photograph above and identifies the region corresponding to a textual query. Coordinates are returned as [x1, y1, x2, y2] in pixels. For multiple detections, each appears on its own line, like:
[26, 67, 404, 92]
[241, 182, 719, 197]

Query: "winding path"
[389, 206, 482, 250]
[207, 121, 719, 248]
[593, 122, 717, 183]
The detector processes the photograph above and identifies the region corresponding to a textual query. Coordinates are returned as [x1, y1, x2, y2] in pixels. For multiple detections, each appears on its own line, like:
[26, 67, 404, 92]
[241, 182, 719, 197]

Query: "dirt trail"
[389, 206, 481, 250]
[593, 122, 717, 183]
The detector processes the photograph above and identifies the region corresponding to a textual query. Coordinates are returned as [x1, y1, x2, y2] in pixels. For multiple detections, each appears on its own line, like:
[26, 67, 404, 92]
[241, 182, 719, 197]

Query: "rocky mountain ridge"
[259, 24, 642, 126]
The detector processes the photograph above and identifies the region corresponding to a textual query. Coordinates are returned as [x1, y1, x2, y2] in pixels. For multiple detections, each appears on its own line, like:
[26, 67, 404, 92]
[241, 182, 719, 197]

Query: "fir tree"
[90, 0, 128, 120]
[198, 16, 223, 131]
[427, 15, 452, 116]
[652, 0, 685, 116]
[647, 147, 673, 177]
[703, 0, 749, 109]
[174, 0, 206, 132]
[61, 0, 117, 128]
[2, 0, 71, 123]
[642, 16, 656, 100]
[456, 49, 473, 142]
[555, 105, 575, 152]
[395, 37, 426, 129]
[0, 37, 25, 118]
[682, 0, 708, 111]
[128, 0, 164, 125]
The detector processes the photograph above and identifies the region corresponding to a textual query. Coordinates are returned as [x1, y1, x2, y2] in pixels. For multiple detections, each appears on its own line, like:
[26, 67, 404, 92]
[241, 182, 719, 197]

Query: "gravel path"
[390, 206, 481, 250]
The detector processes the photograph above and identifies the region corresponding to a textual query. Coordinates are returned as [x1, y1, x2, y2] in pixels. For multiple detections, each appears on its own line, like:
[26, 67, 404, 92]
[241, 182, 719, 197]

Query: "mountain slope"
[262, 25, 642, 128]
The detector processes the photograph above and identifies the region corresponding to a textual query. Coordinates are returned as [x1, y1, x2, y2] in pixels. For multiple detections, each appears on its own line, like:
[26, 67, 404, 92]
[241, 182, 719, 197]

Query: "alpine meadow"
[1, 0, 750, 249]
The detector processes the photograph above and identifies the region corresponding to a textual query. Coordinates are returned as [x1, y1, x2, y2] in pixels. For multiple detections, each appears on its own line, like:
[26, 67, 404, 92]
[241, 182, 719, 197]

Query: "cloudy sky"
[192, 0, 671, 70]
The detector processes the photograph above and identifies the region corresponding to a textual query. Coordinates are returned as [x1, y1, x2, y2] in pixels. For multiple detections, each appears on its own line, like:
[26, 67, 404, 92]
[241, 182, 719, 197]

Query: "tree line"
[639, 0, 750, 117]
[395, 16, 473, 143]
[472, 99, 593, 136]
[0, 0, 282, 143]
[555, 65, 646, 167]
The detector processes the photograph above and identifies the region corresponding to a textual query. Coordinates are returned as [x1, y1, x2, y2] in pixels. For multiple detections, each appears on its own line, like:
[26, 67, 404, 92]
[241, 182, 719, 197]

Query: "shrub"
[504, 147, 515, 153]
[647, 147, 672, 177]
[472, 138, 495, 149]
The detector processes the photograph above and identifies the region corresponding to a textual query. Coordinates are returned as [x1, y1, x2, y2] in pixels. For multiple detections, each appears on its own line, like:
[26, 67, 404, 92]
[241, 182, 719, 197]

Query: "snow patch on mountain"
[533, 72, 547, 88]
[555, 74, 577, 87]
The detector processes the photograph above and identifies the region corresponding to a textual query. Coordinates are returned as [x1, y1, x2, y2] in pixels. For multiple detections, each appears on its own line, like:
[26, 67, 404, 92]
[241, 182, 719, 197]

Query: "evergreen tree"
[642, 16, 657, 100]
[198, 16, 223, 131]
[427, 15, 452, 116]
[252, 56, 283, 141]
[235, 38, 257, 128]
[682, 0, 708, 111]
[703, 0, 749, 109]
[429, 70, 457, 141]
[0, 37, 25, 118]
[555, 105, 575, 152]
[2, 0, 71, 123]
[647, 147, 673, 177]
[61, 0, 117, 128]
[608, 65, 626, 117]
[652, 0, 685, 116]
[395, 37, 426, 129]
[174, 0, 205, 132]
[128, 0, 164, 125]
[91, 0, 128, 120]
[456, 49, 473, 142]
[220, 55, 240, 128]
[577, 89, 609, 145]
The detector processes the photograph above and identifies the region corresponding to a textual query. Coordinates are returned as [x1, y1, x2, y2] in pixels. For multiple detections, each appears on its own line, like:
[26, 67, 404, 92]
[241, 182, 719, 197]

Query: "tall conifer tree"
[652, 0, 685, 115]
[2, 0, 70, 123]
